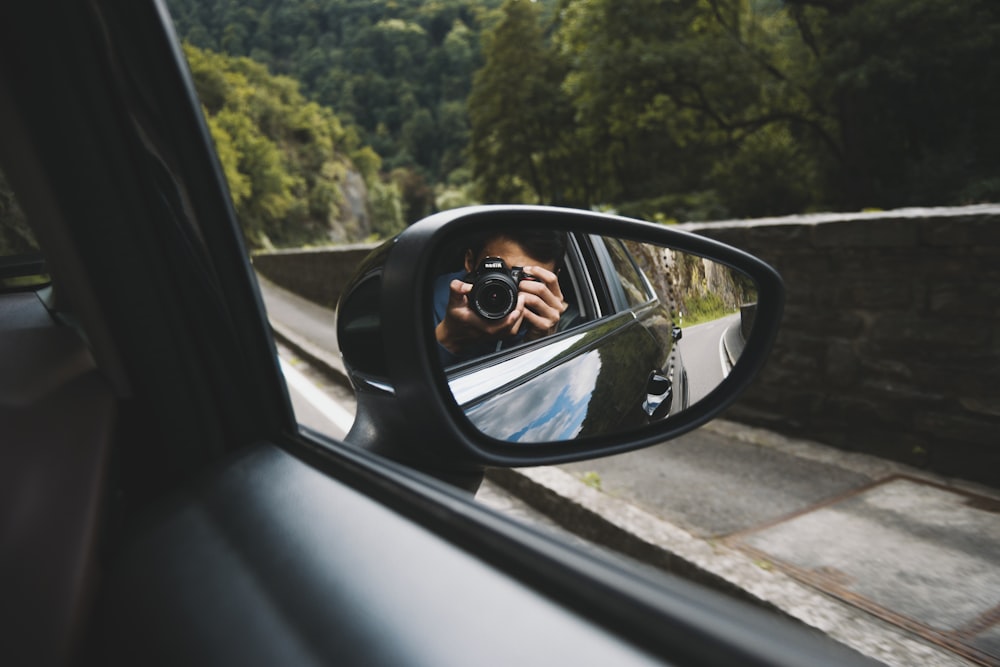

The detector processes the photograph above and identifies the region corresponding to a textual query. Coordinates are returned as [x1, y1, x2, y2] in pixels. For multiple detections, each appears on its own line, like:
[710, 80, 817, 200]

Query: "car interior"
[0, 188, 116, 665]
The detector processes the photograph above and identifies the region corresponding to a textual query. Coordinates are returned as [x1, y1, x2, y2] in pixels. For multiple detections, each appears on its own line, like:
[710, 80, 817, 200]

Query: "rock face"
[627, 241, 752, 318]
[329, 168, 372, 244]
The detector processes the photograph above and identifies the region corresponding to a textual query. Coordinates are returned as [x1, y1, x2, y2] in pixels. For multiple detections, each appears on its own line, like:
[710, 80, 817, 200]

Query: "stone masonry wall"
[682, 205, 1000, 487]
[254, 205, 1000, 486]
[252, 243, 379, 310]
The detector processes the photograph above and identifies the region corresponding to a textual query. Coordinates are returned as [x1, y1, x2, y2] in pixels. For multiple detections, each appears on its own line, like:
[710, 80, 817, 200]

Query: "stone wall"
[254, 205, 1000, 486]
[252, 243, 379, 310]
[681, 205, 1000, 487]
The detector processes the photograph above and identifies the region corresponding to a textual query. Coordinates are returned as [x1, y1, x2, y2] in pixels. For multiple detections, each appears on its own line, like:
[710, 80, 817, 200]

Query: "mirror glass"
[430, 229, 758, 443]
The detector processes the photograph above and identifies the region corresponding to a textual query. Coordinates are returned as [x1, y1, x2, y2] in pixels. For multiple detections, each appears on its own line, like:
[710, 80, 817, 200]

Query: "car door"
[450, 233, 678, 443]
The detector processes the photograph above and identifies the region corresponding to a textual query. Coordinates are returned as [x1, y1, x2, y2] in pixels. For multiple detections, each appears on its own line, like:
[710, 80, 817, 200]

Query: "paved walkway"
[258, 273, 1000, 667]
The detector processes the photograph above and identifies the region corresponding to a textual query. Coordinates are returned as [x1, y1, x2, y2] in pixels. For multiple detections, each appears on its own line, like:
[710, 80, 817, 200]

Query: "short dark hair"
[469, 229, 568, 267]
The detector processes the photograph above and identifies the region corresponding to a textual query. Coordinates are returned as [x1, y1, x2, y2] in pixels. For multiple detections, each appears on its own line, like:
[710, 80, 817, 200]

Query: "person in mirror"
[434, 230, 568, 365]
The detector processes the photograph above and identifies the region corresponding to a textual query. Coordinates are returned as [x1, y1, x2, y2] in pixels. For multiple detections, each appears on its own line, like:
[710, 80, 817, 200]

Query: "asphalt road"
[677, 313, 739, 405]
[278, 343, 356, 440]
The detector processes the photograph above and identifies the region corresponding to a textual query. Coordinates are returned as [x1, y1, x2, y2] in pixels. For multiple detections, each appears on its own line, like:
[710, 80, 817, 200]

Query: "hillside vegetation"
[165, 0, 999, 247]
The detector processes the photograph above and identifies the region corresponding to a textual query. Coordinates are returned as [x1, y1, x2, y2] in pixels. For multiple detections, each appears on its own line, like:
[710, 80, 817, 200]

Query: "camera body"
[464, 257, 527, 320]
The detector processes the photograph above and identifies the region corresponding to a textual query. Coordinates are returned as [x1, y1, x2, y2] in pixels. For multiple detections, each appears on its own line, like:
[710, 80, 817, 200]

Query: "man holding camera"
[434, 230, 568, 364]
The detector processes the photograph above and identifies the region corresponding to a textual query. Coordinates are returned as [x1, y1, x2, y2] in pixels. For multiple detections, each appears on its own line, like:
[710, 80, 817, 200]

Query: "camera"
[464, 257, 527, 320]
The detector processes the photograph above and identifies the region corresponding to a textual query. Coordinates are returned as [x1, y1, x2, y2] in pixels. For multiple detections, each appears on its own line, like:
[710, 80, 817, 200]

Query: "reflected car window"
[604, 237, 653, 309]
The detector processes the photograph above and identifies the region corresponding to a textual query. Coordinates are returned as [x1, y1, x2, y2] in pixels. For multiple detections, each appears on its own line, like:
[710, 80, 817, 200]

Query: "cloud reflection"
[463, 351, 602, 442]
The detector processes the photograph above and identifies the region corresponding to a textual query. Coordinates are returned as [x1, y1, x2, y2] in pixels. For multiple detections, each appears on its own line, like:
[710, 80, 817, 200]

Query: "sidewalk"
[258, 275, 1000, 667]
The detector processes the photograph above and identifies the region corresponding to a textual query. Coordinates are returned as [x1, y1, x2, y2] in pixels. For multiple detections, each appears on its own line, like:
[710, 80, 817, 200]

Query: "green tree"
[184, 43, 390, 248]
[468, 0, 583, 205]
[785, 0, 1000, 208]
[168, 0, 515, 201]
[553, 0, 832, 217]
[369, 178, 406, 239]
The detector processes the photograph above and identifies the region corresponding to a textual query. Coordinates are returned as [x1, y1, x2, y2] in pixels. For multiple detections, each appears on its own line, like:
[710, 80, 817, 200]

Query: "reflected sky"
[462, 351, 602, 442]
[448, 333, 587, 406]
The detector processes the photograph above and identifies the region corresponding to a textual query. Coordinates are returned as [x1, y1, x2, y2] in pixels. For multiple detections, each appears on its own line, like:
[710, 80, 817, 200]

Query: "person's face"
[464, 236, 557, 274]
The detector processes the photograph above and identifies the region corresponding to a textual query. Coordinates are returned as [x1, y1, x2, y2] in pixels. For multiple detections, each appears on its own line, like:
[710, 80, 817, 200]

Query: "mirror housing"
[337, 206, 783, 485]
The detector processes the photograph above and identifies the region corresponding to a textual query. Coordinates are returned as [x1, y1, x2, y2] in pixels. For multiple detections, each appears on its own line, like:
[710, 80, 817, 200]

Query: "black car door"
[451, 234, 674, 443]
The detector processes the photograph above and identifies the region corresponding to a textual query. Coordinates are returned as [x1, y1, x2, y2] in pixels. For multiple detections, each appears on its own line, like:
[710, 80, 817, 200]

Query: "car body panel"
[457, 312, 676, 442]
[430, 233, 689, 444]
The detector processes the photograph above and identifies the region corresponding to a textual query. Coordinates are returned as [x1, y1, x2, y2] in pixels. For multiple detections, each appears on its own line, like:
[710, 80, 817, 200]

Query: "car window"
[559, 233, 599, 326]
[0, 166, 48, 292]
[602, 236, 654, 310]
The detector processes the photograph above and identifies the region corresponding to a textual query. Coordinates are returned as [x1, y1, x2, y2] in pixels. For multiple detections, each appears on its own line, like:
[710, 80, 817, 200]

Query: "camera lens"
[471, 277, 517, 320]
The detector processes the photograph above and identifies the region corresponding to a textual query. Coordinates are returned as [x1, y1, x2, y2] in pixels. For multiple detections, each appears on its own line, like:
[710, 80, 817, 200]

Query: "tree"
[184, 44, 392, 248]
[786, 0, 1000, 208]
[553, 0, 833, 217]
[168, 0, 513, 190]
[468, 0, 584, 205]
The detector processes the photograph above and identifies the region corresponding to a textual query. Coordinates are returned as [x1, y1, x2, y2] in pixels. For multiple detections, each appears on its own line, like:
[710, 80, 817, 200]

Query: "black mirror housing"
[338, 205, 783, 481]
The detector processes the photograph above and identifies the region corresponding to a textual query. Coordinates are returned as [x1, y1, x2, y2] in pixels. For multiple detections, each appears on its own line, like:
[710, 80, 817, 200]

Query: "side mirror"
[337, 206, 783, 484]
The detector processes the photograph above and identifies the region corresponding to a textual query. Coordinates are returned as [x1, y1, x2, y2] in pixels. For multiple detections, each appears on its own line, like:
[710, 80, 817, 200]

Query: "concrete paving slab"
[732, 477, 1000, 666]
[972, 626, 1000, 663]
[488, 466, 974, 667]
[560, 424, 873, 537]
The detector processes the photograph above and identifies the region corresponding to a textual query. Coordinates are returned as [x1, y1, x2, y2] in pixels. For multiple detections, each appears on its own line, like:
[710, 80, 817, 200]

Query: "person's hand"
[435, 279, 523, 354]
[517, 266, 567, 341]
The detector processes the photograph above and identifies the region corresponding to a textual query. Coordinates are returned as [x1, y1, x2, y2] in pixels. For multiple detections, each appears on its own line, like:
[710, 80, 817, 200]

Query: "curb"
[269, 319, 354, 392]
[485, 466, 970, 667]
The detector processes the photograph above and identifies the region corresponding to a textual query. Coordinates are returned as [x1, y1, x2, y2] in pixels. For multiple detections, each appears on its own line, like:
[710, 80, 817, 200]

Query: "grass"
[679, 292, 738, 327]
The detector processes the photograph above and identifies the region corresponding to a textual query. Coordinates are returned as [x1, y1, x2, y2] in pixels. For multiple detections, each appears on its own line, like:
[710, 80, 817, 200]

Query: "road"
[677, 312, 740, 405]
[278, 343, 355, 440]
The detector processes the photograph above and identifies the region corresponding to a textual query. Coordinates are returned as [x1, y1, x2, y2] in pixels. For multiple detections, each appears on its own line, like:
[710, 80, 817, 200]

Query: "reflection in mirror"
[429, 230, 758, 444]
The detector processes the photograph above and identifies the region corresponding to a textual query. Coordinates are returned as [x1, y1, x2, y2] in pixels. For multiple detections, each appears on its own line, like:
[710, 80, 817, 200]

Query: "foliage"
[184, 43, 389, 248]
[368, 178, 406, 239]
[580, 471, 603, 490]
[168, 0, 534, 222]
[471, 0, 1000, 218]
[172, 0, 1000, 232]
[680, 292, 735, 327]
[468, 0, 586, 206]
[788, 0, 1000, 208]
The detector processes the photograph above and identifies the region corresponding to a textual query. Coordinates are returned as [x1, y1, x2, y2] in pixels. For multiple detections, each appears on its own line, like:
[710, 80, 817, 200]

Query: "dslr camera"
[464, 257, 530, 320]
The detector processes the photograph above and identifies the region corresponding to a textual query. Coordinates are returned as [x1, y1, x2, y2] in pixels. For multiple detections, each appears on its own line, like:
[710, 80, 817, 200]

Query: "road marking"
[279, 357, 355, 433]
[718, 328, 732, 379]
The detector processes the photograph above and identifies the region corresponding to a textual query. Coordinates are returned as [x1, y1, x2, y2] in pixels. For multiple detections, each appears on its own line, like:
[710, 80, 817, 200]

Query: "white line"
[279, 357, 355, 433]
[718, 328, 732, 379]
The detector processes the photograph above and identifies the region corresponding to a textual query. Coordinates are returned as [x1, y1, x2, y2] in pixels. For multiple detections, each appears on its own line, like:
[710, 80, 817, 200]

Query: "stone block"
[811, 219, 920, 248]
[914, 411, 1000, 447]
[920, 214, 1000, 246]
